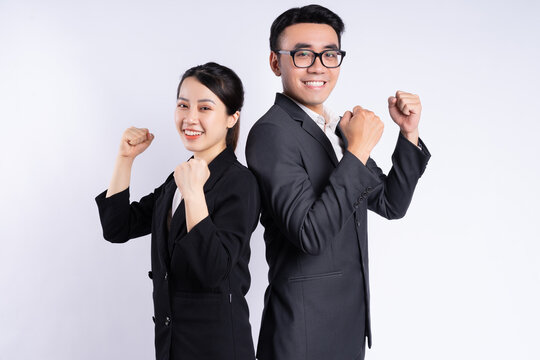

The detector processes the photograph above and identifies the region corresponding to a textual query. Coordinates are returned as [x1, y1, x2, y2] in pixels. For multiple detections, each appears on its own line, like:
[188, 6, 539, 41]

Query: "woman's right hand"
[119, 127, 155, 159]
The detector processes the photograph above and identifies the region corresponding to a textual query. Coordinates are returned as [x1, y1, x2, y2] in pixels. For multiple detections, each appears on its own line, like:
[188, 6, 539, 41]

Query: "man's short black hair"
[269, 4, 345, 51]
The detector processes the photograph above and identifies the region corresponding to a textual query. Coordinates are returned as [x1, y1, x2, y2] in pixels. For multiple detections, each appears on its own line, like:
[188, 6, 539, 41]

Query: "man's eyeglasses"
[276, 49, 346, 68]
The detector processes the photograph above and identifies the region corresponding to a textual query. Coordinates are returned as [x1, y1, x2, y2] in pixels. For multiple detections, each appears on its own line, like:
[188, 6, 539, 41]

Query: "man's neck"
[282, 92, 325, 118]
[305, 103, 324, 116]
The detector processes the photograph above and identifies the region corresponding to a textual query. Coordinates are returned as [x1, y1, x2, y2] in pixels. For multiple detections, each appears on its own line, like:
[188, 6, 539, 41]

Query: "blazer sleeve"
[95, 181, 167, 243]
[366, 132, 431, 219]
[174, 170, 260, 287]
[246, 122, 382, 256]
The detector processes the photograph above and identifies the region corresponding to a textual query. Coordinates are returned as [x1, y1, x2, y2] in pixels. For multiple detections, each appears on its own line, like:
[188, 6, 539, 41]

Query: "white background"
[1, 0, 539, 359]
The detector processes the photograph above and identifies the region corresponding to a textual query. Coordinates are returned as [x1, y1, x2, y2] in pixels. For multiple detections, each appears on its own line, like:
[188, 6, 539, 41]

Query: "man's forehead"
[291, 42, 339, 50]
[279, 23, 339, 47]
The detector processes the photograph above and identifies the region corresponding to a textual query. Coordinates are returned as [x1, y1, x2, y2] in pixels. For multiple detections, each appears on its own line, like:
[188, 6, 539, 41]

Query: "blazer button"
[165, 316, 171, 326]
[367, 186, 372, 192]
[356, 221, 361, 226]
[164, 272, 168, 280]
[148, 271, 153, 279]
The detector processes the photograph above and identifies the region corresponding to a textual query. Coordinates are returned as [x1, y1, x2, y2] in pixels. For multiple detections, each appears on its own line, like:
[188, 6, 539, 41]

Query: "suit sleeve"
[246, 122, 383, 255]
[95, 181, 167, 243]
[366, 132, 431, 219]
[175, 170, 260, 287]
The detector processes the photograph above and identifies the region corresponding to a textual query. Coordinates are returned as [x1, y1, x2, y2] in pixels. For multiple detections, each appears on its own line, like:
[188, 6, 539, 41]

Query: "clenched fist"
[174, 158, 211, 200]
[388, 91, 421, 144]
[118, 127, 155, 159]
[340, 105, 384, 164]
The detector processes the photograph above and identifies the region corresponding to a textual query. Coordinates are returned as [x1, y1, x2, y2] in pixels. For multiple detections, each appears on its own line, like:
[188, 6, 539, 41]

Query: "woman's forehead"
[178, 77, 220, 103]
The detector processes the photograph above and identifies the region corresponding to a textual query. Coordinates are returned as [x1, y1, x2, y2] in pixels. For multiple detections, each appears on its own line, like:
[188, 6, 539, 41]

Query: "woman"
[95, 62, 260, 360]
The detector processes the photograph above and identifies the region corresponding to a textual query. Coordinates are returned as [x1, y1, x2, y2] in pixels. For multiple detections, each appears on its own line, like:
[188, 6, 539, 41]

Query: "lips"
[303, 80, 326, 88]
[183, 129, 204, 139]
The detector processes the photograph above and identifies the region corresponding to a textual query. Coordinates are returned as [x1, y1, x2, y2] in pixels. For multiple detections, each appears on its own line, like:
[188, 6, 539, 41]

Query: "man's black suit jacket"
[96, 147, 260, 360]
[246, 93, 431, 360]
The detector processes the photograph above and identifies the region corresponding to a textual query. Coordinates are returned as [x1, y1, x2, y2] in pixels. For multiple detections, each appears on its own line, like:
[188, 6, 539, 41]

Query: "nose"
[184, 108, 199, 125]
[307, 54, 325, 73]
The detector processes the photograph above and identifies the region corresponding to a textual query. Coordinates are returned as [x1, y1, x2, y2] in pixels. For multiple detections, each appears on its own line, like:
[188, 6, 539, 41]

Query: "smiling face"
[270, 23, 341, 115]
[175, 76, 238, 163]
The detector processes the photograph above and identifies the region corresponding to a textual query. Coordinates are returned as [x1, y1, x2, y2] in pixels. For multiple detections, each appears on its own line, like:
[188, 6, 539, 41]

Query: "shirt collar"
[283, 93, 341, 132]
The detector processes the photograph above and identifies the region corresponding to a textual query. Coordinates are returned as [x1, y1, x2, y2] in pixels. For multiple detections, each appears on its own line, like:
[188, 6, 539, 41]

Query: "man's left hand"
[388, 90, 421, 145]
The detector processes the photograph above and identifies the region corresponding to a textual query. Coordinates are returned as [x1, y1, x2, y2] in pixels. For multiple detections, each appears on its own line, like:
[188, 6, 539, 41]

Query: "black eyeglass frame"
[276, 49, 347, 68]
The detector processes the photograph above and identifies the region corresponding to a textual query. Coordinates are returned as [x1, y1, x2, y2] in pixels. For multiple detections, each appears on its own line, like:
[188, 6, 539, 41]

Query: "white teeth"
[304, 81, 325, 86]
[184, 130, 203, 136]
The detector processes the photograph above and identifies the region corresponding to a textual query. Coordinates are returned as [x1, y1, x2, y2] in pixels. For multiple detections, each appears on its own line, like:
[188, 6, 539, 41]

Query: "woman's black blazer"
[96, 147, 260, 360]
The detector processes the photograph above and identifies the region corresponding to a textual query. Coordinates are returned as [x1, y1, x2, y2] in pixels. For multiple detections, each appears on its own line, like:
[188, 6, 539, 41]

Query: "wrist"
[182, 188, 205, 202]
[117, 154, 135, 164]
[347, 145, 370, 165]
[400, 129, 419, 145]
[115, 155, 135, 171]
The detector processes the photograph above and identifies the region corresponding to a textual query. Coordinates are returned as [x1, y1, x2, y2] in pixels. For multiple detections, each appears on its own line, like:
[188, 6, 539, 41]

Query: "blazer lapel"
[202, 146, 236, 193]
[154, 175, 177, 269]
[275, 93, 339, 167]
[335, 121, 348, 149]
[169, 199, 186, 254]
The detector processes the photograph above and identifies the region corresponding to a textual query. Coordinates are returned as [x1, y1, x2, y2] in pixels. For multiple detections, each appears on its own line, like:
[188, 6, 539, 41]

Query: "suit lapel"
[154, 175, 176, 269]
[169, 197, 186, 254]
[201, 147, 236, 193]
[335, 121, 348, 149]
[275, 93, 338, 167]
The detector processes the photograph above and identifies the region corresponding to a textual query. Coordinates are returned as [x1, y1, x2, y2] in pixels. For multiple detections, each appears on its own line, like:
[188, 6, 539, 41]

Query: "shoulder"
[249, 104, 297, 134]
[247, 108, 300, 150]
[222, 160, 259, 191]
[211, 159, 260, 211]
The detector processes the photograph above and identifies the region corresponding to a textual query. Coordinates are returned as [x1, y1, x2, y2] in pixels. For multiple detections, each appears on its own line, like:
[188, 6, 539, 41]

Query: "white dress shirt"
[172, 188, 182, 215]
[286, 95, 345, 161]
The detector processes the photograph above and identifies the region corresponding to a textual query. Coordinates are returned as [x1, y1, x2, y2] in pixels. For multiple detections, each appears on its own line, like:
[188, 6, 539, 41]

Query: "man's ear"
[227, 111, 240, 128]
[269, 51, 281, 76]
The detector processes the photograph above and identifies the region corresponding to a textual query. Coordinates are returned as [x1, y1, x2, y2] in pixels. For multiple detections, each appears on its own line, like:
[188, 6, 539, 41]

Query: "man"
[246, 5, 431, 360]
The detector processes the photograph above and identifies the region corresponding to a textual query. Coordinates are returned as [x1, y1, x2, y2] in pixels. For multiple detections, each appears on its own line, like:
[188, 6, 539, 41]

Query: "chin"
[302, 95, 329, 107]
[300, 91, 330, 104]
[180, 140, 198, 153]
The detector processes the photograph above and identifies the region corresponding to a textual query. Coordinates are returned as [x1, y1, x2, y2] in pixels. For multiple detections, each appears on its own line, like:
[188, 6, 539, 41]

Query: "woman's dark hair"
[269, 4, 345, 51]
[177, 62, 244, 150]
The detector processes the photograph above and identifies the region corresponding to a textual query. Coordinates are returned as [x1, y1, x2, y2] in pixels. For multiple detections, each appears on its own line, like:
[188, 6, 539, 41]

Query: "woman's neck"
[193, 143, 227, 165]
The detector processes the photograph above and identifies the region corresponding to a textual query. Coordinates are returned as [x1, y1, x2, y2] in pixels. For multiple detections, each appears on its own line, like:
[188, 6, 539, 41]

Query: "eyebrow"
[177, 97, 216, 104]
[293, 43, 339, 50]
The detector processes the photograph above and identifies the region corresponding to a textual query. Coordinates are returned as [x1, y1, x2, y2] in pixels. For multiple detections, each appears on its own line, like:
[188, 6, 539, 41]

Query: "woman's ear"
[269, 51, 281, 76]
[227, 111, 240, 128]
